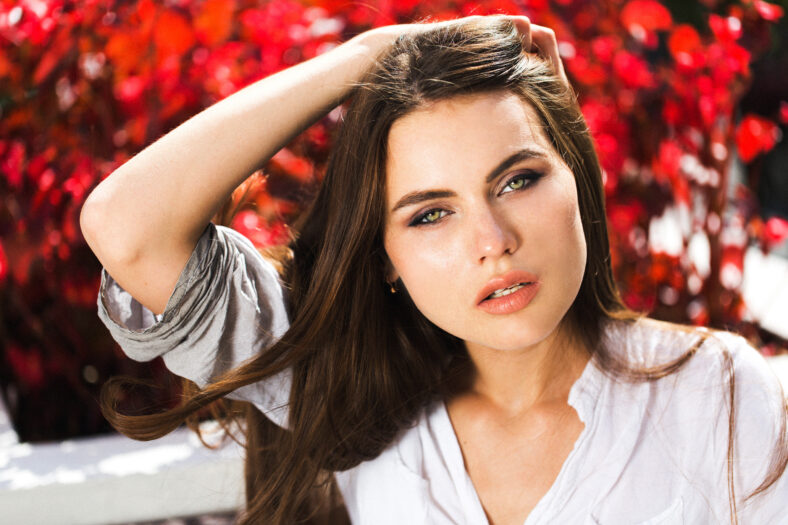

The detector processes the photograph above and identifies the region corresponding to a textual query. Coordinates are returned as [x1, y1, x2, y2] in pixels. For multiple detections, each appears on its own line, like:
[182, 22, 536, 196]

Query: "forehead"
[385, 91, 555, 192]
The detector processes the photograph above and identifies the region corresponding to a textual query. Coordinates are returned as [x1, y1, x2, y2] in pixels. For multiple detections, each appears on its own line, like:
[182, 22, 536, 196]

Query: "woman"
[81, 15, 787, 525]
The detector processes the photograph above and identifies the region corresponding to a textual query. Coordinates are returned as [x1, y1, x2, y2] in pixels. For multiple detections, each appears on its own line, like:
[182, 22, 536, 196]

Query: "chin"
[472, 321, 558, 352]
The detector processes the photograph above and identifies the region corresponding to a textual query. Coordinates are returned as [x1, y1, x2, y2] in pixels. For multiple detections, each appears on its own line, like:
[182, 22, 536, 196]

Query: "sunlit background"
[1, 0, 787, 523]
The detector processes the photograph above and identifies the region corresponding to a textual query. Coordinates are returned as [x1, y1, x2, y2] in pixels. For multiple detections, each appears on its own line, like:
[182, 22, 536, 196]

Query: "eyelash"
[408, 171, 544, 227]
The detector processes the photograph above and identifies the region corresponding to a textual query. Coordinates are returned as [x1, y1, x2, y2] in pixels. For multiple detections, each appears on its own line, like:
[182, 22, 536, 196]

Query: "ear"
[384, 257, 399, 284]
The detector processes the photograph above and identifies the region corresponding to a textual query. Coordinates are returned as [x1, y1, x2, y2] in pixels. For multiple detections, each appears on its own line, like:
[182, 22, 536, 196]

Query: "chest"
[446, 399, 585, 525]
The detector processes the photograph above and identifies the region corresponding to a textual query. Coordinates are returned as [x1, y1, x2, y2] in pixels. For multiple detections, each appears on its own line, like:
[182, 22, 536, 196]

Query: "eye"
[409, 208, 451, 227]
[499, 171, 543, 195]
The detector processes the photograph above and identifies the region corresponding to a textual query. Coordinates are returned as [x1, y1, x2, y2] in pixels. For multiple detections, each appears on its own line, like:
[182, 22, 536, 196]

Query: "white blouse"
[97, 223, 788, 524]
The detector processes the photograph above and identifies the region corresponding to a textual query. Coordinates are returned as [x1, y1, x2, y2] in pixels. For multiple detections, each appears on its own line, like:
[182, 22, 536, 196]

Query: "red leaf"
[608, 201, 645, 236]
[613, 51, 655, 88]
[32, 26, 71, 84]
[6, 344, 46, 390]
[621, 0, 672, 32]
[231, 210, 290, 249]
[735, 114, 780, 163]
[126, 114, 151, 146]
[37, 168, 56, 192]
[0, 241, 7, 284]
[723, 42, 751, 76]
[668, 25, 702, 66]
[754, 1, 784, 21]
[63, 169, 90, 201]
[270, 148, 314, 182]
[662, 99, 681, 126]
[105, 31, 148, 76]
[720, 244, 744, 289]
[591, 36, 620, 64]
[673, 176, 691, 205]
[764, 217, 788, 248]
[708, 14, 741, 42]
[657, 140, 682, 182]
[687, 301, 709, 326]
[566, 54, 608, 86]
[154, 10, 196, 56]
[699, 95, 716, 129]
[115, 75, 146, 104]
[194, 0, 236, 46]
[1, 141, 25, 190]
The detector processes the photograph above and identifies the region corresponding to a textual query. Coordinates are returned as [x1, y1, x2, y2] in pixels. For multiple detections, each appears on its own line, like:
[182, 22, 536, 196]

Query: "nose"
[472, 206, 519, 264]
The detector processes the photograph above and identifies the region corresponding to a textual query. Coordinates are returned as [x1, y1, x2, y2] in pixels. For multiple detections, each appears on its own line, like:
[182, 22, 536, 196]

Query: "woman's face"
[383, 90, 587, 354]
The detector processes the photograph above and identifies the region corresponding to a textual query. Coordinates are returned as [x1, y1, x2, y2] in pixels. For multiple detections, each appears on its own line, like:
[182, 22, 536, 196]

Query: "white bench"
[0, 406, 244, 524]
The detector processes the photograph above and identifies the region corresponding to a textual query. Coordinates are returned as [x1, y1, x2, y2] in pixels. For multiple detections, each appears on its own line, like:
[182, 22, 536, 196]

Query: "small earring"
[388, 281, 397, 294]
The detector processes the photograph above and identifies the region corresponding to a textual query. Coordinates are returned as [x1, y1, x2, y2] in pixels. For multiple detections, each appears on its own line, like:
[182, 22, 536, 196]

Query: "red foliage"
[668, 24, 702, 67]
[764, 217, 788, 249]
[620, 0, 672, 48]
[1, 0, 785, 440]
[232, 210, 291, 248]
[754, 0, 784, 21]
[709, 14, 742, 42]
[735, 114, 780, 163]
[0, 241, 7, 284]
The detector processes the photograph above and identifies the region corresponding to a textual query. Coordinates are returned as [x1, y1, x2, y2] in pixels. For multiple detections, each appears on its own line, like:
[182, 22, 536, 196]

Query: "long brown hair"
[100, 17, 787, 524]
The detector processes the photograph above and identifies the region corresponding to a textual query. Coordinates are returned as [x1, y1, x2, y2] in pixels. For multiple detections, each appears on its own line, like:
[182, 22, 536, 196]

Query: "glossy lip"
[478, 281, 540, 315]
[475, 269, 540, 305]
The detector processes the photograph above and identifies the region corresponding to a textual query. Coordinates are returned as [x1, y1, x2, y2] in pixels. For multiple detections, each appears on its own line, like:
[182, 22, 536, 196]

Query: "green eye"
[507, 178, 525, 191]
[500, 171, 543, 195]
[424, 210, 442, 222]
[409, 208, 450, 226]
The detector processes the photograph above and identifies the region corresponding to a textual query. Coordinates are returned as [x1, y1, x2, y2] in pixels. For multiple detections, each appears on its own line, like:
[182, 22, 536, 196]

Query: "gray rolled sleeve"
[96, 222, 292, 428]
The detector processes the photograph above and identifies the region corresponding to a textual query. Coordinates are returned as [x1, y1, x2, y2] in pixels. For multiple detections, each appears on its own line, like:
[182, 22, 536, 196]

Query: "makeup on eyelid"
[383, 91, 587, 356]
[406, 170, 544, 227]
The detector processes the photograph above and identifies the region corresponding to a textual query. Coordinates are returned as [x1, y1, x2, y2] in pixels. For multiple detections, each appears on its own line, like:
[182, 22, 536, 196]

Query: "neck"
[459, 319, 591, 415]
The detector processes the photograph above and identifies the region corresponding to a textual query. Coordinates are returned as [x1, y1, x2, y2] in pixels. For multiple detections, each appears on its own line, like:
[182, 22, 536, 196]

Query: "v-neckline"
[434, 355, 602, 525]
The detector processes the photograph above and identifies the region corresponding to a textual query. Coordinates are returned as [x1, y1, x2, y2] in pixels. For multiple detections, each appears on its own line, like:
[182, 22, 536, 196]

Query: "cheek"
[384, 231, 464, 308]
[387, 232, 455, 276]
[531, 178, 586, 272]
[557, 184, 587, 275]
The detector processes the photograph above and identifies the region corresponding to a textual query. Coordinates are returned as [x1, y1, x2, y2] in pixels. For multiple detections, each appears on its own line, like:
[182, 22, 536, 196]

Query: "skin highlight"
[98, 17, 787, 525]
[382, 92, 593, 523]
[384, 91, 588, 413]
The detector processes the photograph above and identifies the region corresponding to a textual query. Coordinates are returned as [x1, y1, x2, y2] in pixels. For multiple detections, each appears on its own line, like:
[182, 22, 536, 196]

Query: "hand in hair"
[509, 16, 569, 85]
[361, 15, 569, 86]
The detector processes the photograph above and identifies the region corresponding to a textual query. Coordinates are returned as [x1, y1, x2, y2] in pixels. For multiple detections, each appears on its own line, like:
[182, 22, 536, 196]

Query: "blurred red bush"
[0, 0, 785, 441]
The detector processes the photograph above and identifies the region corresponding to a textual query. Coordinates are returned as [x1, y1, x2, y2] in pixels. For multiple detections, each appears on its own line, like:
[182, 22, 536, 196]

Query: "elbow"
[80, 193, 102, 250]
[80, 190, 138, 265]
[80, 187, 111, 249]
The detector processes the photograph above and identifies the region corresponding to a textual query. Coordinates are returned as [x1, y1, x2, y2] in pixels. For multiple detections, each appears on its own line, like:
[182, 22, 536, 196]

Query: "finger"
[507, 15, 533, 53]
[530, 25, 569, 86]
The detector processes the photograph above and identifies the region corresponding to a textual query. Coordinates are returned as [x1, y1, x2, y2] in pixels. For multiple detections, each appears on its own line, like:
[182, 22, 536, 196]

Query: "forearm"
[81, 31, 391, 261]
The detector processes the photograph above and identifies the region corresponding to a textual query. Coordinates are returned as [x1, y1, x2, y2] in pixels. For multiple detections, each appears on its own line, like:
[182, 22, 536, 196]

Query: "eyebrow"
[390, 147, 549, 213]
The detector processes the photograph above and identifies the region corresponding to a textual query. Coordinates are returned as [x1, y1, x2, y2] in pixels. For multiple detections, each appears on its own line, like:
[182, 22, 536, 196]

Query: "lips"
[475, 269, 540, 305]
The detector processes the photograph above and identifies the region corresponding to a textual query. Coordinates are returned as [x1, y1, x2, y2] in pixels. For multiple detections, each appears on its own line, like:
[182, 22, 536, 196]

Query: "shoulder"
[700, 329, 788, 509]
[599, 317, 785, 446]
[601, 316, 780, 383]
[646, 319, 784, 406]
[604, 317, 787, 499]
[689, 327, 786, 451]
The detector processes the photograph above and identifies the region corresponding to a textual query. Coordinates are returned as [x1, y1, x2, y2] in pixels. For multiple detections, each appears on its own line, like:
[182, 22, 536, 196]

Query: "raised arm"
[80, 29, 401, 316]
[80, 15, 557, 317]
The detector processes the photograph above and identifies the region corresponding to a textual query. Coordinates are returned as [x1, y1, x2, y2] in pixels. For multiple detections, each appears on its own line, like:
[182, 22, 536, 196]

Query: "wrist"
[348, 26, 402, 56]
[325, 29, 396, 84]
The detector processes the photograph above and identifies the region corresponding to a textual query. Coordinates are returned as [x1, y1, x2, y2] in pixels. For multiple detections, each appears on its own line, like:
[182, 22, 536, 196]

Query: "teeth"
[488, 282, 531, 299]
